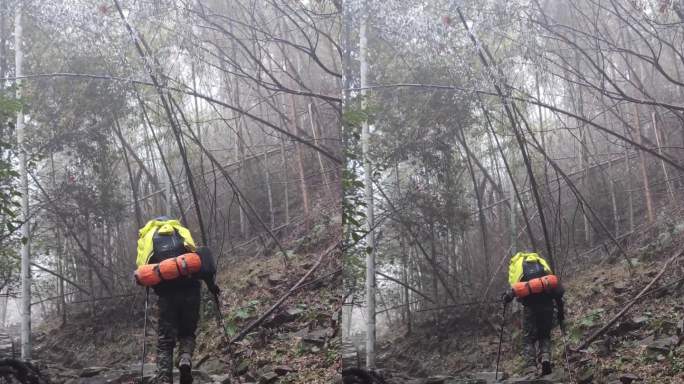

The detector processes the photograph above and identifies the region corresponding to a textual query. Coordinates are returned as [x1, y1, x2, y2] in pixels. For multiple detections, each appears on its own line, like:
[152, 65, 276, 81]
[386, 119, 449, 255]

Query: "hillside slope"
[374, 210, 684, 384]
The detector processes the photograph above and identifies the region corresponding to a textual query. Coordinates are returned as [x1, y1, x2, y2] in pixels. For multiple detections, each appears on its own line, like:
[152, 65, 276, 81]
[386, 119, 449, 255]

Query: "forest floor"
[374, 209, 684, 384]
[23, 212, 341, 384]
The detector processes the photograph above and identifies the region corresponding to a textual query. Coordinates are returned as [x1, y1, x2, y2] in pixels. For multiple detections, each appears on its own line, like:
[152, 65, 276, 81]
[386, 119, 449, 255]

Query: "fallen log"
[576, 246, 684, 350]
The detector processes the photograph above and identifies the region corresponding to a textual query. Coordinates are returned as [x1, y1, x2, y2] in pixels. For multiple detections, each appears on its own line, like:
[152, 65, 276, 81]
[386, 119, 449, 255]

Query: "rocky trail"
[1, 215, 341, 384]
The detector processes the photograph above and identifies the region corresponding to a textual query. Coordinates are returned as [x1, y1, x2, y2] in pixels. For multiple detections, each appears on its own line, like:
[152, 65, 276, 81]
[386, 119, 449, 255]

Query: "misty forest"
[1, 0, 684, 384]
[342, 0, 684, 383]
[0, 1, 342, 384]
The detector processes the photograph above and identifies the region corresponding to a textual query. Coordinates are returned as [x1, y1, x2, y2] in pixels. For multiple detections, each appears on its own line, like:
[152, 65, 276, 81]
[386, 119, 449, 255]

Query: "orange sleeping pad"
[135, 252, 202, 286]
[135, 264, 161, 286]
[511, 274, 559, 298]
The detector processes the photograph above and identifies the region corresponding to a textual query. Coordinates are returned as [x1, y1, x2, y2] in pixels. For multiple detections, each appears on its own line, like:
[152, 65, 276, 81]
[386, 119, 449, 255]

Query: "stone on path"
[618, 373, 641, 384]
[79, 367, 108, 378]
[576, 367, 594, 384]
[473, 371, 507, 382]
[209, 373, 231, 384]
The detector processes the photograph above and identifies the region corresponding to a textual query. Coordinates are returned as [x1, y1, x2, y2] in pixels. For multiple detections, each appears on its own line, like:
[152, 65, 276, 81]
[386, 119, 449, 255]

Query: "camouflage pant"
[522, 303, 554, 367]
[156, 287, 201, 383]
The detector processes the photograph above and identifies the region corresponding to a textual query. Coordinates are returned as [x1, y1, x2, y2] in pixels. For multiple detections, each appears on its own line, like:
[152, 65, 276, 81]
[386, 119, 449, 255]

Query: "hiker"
[502, 252, 564, 377]
[136, 216, 220, 384]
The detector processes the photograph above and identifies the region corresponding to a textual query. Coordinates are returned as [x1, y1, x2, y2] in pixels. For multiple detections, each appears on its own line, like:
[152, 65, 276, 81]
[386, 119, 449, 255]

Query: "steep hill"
[373, 209, 684, 384]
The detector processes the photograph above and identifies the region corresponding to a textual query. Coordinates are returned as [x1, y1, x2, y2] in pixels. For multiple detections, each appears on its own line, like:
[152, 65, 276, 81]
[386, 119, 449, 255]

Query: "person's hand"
[501, 290, 514, 304]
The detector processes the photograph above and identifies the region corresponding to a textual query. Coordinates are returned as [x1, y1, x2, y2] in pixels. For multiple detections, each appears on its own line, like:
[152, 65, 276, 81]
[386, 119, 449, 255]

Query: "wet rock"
[425, 376, 455, 384]
[267, 274, 284, 286]
[618, 373, 641, 383]
[300, 328, 328, 348]
[595, 337, 612, 357]
[210, 374, 231, 384]
[657, 232, 672, 248]
[128, 363, 157, 376]
[577, 367, 594, 384]
[273, 366, 295, 376]
[473, 371, 507, 381]
[612, 282, 627, 294]
[266, 306, 304, 328]
[242, 371, 257, 382]
[233, 359, 249, 376]
[100, 369, 136, 384]
[609, 317, 647, 336]
[503, 378, 552, 384]
[632, 316, 648, 326]
[540, 369, 566, 382]
[637, 334, 654, 347]
[674, 222, 684, 234]
[647, 336, 677, 355]
[257, 370, 279, 384]
[201, 358, 226, 374]
[80, 367, 108, 378]
[193, 369, 213, 383]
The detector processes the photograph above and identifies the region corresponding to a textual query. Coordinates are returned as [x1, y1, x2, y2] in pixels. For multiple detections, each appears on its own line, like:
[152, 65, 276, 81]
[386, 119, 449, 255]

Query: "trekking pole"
[211, 292, 228, 337]
[495, 301, 508, 382]
[140, 287, 150, 384]
[559, 324, 574, 383]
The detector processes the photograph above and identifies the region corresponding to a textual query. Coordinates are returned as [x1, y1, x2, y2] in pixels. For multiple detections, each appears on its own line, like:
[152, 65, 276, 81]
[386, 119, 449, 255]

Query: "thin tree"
[360, 1, 376, 369]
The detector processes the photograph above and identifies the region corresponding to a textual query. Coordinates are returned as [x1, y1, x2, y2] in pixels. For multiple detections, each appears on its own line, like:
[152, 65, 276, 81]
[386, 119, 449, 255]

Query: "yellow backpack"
[136, 218, 196, 267]
[507, 252, 552, 286]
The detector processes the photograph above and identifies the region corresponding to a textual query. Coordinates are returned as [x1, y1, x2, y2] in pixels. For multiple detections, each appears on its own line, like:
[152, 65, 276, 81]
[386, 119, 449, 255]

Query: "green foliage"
[225, 299, 261, 337]
[578, 308, 605, 329]
[342, 102, 370, 296]
[0, 89, 22, 293]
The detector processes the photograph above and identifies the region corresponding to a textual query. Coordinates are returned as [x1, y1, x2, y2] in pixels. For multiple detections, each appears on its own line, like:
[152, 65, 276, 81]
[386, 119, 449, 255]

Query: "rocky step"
[44, 363, 219, 384]
[341, 340, 360, 368]
[0, 332, 17, 358]
[386, 370, 570, 384]
[54, 362, 300, 384]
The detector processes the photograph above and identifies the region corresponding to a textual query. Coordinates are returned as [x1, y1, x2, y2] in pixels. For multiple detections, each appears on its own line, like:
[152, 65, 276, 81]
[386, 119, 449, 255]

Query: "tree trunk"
[114, 120, 143, 229]
[58, 234, 67, 326]
[460, 130, 490, 281]
[395, 163, 411, 335]
[263, 151, 275, 229]
[609, 158, 619, 237]
[652, 112, 674, 203]
[16, 5, 31, 361]
[0, 290, 7, 327]
[309, 103, 333, 200]
[403, 246, 412, 334]
[288, 96, 310, 226]
[360, 4, 376, 369]
[85, 214, 95, 317]
[280, 133, 290, 225]
[633, 105, 655, 223]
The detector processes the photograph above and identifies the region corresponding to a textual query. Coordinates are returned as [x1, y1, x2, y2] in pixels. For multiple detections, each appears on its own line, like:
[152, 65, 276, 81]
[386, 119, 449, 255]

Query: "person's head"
[154, 215, 172, 222]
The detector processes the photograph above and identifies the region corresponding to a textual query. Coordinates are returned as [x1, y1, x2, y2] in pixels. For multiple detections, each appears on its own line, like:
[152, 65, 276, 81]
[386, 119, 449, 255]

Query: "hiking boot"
[178, 353, 193, 384]
[541, 359, 552, 376]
